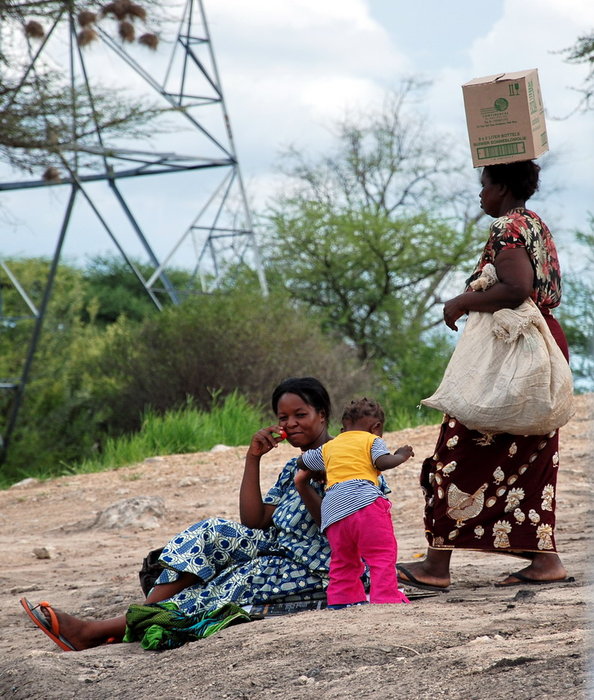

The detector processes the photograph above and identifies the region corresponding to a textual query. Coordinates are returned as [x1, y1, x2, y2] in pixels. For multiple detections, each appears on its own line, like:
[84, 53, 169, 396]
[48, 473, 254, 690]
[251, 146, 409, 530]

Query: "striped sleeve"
[371, 437, 390, 464]
[300, 446, 325, 472]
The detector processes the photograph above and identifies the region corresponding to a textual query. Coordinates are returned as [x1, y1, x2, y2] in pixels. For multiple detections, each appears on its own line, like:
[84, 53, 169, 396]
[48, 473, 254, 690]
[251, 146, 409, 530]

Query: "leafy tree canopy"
[563, 31, 594, 113]
[262, 83, 487, 372]
[0, 0, 171, 177]
[557, 217, 594, 388]
[81, 255, 201, 325]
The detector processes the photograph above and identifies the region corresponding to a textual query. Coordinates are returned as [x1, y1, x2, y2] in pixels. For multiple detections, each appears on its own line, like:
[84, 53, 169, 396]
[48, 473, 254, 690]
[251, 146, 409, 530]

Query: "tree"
[268, 205, 480, 362]
[0, 258, 104, 479]
[275, 81, 478, 219]
[563, 31, 594, 113]
[0, 0, 169, 176]
[81, 255, 200, 325]
[262, 84, 487, 409]
[0, 71, 166, 175]
[557, 218, 594, 389]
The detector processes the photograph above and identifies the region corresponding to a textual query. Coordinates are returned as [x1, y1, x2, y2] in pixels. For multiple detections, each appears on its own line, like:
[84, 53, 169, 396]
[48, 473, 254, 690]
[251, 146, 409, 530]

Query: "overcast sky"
[208, 0, 593, 238]
[1, 0, 593, 275]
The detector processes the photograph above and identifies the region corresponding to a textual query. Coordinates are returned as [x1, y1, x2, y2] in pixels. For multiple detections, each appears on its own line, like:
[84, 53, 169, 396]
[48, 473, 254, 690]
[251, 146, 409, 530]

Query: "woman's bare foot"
[397, 549, 452, 590]
[25, 574, 197, 651]
[495, 553, 570, 586]
[36, 604, 126, 650]
[397, 562, 451, 590]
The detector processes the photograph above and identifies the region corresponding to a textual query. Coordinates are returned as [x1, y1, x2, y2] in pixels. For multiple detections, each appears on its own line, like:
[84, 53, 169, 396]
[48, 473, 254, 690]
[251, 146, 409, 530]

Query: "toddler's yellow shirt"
[321, 431, 380, 489]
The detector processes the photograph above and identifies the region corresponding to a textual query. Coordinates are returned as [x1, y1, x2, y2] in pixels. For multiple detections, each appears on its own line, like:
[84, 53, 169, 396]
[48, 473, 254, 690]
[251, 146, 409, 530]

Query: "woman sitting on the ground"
[21, 377, 336, 651]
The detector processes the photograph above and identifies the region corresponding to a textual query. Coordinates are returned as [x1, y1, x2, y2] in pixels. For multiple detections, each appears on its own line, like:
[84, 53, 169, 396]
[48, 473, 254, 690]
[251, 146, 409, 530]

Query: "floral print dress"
[422, 209, 567, 554]
[466, 208, 562, 310]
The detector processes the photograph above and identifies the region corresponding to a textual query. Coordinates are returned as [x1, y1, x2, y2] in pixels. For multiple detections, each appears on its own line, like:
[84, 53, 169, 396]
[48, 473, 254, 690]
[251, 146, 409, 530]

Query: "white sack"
[421, 270, 574, 435]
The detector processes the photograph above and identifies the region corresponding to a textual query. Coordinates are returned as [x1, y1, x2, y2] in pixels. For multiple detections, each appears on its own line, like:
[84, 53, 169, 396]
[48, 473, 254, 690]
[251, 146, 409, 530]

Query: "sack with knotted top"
[421, 264, 574, 435]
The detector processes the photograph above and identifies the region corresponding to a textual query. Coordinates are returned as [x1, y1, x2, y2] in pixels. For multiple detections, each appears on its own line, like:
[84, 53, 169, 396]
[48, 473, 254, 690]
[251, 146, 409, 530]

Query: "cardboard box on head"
[462, 69, 548, 167]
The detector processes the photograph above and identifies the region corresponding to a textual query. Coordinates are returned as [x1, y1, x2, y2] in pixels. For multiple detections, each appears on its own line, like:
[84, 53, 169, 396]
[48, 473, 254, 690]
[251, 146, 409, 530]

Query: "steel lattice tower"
[0, 0, 267, 464]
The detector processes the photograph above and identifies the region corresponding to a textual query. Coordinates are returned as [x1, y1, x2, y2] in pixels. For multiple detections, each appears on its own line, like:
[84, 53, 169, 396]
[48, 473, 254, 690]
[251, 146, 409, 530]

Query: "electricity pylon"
[0, 0, 267, 465]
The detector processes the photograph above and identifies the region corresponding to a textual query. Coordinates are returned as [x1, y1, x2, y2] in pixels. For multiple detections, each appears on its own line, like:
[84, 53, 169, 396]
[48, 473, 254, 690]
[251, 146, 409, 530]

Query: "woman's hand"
[247, 426, 286, 458]
[443, 295, 468, 331]
[240, 425, 285, 529]
[443, 248, 535, 331]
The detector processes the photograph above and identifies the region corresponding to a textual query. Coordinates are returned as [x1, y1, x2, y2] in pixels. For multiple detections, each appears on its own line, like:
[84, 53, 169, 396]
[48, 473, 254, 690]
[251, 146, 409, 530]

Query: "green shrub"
[373, 332, 452, 430]
[0, 286, 374, 486]
[84, 288, 374, 435]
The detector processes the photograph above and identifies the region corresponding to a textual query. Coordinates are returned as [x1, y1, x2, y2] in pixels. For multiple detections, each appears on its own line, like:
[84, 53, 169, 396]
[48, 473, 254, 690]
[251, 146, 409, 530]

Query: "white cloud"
[210, 0, 406, 72]
[421, 0, 594, 243]
[466, 0, 594, 109]
[300, 75, 385, 119]
[211, 0, 381, 36]
[1, 0, 591, 266]
[205, 0, 410, 182]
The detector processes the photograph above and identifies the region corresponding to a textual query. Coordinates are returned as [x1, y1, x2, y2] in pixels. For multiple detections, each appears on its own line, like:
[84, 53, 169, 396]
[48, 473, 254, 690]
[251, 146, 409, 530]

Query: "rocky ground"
[0, 395, 592, 699]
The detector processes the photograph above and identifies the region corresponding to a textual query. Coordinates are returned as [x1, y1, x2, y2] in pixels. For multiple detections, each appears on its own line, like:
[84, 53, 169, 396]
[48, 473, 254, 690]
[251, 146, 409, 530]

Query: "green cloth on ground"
[123, 601, 252, 650]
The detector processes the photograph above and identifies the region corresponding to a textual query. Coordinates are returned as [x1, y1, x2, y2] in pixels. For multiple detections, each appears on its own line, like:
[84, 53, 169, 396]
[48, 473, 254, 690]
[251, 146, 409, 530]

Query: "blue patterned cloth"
[154, 457, 332, 615]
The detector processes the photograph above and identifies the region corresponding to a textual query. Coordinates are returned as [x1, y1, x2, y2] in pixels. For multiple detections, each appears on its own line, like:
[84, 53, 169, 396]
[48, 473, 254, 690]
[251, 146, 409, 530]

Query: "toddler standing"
[296, 397, 413, 608]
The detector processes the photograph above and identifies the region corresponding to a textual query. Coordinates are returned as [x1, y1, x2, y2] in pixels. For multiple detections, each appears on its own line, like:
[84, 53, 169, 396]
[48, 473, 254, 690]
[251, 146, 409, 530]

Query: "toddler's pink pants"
[325, 497, 409, 605]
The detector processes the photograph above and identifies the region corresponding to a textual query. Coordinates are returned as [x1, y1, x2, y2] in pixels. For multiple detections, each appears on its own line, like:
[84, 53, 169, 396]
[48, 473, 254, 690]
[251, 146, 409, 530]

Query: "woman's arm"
[444, 247, 535, 331]
[239, 427, 283, 529]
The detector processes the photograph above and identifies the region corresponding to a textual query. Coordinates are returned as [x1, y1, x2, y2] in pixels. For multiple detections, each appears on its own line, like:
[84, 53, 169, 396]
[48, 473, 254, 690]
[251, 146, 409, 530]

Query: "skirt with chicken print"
[421, 416, 561, 554]
[431, 208, 568, 554]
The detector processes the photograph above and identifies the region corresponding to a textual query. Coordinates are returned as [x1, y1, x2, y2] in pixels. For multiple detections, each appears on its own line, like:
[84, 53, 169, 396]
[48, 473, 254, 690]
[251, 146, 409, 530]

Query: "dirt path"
[1, 396, 592, 699]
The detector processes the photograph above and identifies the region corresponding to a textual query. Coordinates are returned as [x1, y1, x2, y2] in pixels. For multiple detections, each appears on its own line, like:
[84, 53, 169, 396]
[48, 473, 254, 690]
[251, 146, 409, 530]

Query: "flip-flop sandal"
[20, 598, 77, 651]
[494, 571, 576, 587]
[396, 564, 450, 593]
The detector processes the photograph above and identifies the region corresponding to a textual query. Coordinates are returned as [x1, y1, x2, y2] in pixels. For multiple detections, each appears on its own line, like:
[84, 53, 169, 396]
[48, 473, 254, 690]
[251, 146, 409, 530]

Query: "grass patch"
[76, 391, 266, 474]
[384, 405, 442, 432]
[0, 392, 440, 490]
[11, 391, 266, 484]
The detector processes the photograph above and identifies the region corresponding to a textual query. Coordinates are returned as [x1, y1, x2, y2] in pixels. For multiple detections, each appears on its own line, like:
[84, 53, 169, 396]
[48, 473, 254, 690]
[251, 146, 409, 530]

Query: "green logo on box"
[494, 98, 509, 111]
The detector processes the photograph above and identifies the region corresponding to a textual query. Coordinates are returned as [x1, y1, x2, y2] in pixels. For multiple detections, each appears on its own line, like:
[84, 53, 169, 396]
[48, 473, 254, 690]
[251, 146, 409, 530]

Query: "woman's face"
[276, 392, 328, 451]
[479, 170, 505, 217]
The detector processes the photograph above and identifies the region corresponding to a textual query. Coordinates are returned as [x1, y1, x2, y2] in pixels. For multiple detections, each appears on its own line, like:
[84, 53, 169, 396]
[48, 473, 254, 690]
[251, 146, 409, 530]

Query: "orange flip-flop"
[20, 598, 77, 651]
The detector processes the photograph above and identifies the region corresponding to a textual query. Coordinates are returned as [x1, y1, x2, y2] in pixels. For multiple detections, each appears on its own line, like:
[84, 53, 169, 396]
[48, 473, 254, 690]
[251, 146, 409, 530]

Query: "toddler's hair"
[341, 397, 385, 425]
